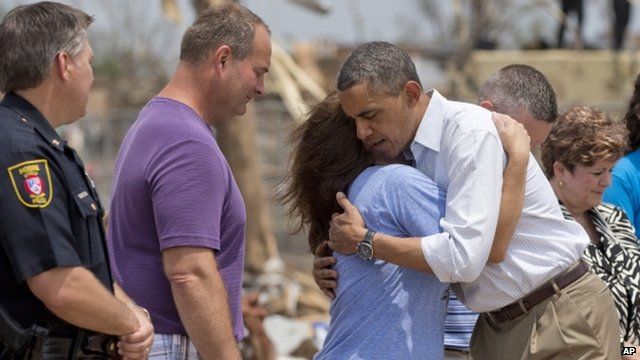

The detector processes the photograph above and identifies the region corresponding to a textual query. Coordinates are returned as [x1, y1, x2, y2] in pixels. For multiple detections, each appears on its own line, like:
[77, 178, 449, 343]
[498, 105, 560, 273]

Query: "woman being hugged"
[279, 93, 449, 359]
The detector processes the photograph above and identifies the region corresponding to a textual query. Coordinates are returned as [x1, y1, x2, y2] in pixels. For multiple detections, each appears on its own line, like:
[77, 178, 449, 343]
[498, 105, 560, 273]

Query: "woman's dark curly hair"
[625, 73, 640, 153]
[277, 93, 373, 253]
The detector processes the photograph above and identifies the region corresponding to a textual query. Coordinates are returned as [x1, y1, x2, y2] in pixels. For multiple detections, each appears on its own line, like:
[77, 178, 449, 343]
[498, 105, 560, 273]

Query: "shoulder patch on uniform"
[7, 159, 53, 208]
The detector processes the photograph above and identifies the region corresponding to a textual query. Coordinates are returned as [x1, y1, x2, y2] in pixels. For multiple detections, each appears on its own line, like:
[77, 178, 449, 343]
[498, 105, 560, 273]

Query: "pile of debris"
[241, 258, 330, 360]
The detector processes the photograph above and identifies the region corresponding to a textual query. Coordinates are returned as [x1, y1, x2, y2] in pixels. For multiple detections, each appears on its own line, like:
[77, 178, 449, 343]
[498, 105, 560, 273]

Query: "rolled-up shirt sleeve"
[421, 128, 504, 283]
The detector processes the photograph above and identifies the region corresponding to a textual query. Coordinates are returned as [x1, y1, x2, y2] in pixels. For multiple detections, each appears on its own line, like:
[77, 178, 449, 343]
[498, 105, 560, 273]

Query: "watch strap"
[364, 229, 376, 245]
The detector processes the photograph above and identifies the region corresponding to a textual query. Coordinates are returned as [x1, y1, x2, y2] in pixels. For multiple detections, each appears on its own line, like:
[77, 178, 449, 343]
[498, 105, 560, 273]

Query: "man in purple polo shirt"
[107, 4, 271, 359]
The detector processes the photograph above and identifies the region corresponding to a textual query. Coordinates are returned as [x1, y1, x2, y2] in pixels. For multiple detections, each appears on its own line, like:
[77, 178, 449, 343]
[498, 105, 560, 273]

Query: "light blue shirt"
[315, 165, 449, 360]
[603, 149, 640, 238]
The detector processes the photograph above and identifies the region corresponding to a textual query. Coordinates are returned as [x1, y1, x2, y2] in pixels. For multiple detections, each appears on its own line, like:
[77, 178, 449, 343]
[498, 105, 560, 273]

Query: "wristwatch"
[356, 229, 376, 260]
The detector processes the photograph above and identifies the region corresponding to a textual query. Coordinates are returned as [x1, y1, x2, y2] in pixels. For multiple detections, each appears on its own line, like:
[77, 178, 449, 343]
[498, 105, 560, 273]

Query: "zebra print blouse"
[560, 203, 640, 344]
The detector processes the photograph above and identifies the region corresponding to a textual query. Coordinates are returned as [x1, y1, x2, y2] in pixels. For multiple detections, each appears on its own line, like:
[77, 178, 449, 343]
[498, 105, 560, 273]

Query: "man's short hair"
[0, 1, 93, 93]
[337, 41, 422, 96]
[478, 64, 558, 123]
[180, 3, 269, 65]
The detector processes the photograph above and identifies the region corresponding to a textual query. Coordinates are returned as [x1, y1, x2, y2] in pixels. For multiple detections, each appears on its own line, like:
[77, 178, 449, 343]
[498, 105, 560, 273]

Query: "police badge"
[7, 159, 53, 208]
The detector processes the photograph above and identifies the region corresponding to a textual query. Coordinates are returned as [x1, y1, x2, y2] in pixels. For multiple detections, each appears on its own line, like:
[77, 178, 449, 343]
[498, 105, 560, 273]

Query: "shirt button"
[90, 203, 97, 211]
[20, 117, 28, 123]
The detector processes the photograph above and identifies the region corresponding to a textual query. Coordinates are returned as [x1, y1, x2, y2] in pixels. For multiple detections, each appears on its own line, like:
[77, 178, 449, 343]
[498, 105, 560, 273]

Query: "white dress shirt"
[415, 90, 588, 312]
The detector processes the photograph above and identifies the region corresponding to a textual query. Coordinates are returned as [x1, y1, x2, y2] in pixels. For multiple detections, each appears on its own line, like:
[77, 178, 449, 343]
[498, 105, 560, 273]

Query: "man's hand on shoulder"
[328, 192, 366, 255]
[312, 241, 338, 299]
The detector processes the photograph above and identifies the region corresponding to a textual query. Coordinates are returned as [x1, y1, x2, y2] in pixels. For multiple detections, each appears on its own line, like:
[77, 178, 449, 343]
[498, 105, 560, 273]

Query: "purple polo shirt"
[107, 97, 246, 340]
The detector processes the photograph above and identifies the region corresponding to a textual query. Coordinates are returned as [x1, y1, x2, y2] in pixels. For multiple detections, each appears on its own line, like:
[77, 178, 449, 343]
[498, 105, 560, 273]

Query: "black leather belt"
[488, 261, 589, 324]
[19, 330, 120, 359]
[445, 347, 470, 354]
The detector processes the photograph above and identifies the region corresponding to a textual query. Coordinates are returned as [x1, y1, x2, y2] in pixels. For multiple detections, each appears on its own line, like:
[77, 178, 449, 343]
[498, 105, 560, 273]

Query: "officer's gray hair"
[478, 64, 558, 123]
[337, 41, 422, 96]
[180, 3, 269, 65]
[0, 2, 93, 93]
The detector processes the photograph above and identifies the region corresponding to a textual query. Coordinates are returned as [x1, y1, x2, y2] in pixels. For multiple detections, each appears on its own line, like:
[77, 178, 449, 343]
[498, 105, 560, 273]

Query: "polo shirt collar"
[1, 92, 65, 151]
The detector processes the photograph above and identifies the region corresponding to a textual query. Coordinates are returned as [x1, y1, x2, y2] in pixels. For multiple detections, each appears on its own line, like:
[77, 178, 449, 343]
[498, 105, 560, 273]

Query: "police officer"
[0, 2, 153, 359]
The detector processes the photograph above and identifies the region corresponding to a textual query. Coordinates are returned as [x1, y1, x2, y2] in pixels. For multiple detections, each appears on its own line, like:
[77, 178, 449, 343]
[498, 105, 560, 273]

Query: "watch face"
[356, 242, 373, 260]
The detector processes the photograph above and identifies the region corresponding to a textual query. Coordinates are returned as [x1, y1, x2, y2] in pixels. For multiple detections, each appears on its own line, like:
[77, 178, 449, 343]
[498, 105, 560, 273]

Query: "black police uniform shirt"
[0, 93, 113, 332]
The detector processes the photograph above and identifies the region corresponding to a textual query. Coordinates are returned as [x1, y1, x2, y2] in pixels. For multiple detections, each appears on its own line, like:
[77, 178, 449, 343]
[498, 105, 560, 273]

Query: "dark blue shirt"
[0, 93, 112, 333]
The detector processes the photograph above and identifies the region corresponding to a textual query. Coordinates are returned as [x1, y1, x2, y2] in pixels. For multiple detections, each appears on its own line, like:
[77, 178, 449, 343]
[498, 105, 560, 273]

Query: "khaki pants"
[445, 348, 474, 359]
[470, 272, 620, 360]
